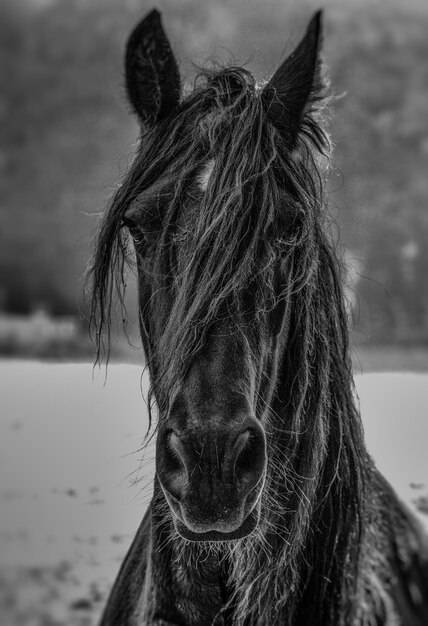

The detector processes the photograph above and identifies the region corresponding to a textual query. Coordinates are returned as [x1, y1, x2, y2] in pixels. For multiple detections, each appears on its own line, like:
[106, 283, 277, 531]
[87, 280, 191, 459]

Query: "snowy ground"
[0, 361, 427, 625]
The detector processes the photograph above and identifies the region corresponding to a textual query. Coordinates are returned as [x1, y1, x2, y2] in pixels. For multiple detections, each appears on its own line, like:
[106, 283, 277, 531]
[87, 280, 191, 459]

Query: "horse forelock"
[135, 67, 332, 400]
[89, 66, 330, 355]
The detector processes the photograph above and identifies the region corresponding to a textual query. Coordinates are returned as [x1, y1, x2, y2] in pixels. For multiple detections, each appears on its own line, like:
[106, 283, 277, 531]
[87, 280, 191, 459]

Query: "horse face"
[130, 172, 290, 541]
[116, 9, 322, 541]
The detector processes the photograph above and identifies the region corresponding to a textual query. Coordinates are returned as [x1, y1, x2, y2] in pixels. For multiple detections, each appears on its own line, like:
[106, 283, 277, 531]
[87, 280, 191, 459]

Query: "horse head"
[93, 9, 330, 543]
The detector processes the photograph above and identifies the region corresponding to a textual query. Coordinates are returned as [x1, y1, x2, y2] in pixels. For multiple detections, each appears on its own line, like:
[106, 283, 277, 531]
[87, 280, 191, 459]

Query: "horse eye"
[122, 218, 149, 249]
[130, 229, 147, 247]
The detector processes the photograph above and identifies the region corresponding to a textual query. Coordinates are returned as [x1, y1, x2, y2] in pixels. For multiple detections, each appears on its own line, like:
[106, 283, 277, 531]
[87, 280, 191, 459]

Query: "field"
[0, 361, 427, 625]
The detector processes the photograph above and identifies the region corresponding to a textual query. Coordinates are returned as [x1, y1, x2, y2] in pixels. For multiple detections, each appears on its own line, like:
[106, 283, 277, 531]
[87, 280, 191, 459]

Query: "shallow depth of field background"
[0, 0, 427, 624]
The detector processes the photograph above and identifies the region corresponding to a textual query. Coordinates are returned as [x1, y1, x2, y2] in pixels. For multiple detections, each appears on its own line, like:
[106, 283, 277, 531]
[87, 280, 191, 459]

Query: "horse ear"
[262, 10, 324, 147]
[125, 9, 181, 125]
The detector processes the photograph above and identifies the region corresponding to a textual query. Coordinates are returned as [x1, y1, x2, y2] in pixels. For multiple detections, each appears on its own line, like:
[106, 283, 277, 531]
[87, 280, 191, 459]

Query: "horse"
[90, 9, 428, 625]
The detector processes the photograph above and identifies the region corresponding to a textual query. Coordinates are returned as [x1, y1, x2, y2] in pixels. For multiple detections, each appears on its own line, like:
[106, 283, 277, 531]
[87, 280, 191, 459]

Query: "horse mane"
[89, 64, 371, 624]
[209, 233, 371, 625]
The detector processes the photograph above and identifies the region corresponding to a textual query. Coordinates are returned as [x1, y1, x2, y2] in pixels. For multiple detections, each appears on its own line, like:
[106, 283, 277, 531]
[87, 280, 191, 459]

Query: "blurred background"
[0, 0, 427, 368]
[1, 1, 428, 624]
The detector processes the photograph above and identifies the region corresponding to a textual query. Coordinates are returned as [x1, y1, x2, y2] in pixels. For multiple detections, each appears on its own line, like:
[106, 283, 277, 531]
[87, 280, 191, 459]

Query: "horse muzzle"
[156, 419, 267, 541]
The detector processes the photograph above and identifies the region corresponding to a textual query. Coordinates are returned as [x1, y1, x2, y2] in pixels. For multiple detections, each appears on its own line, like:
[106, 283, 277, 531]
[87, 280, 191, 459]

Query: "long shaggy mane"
[89, 66, 373, 624]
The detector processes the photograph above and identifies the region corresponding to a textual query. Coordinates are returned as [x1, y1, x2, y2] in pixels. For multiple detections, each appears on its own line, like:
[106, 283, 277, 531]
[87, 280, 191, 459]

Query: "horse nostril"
[164, 431, 185, 474]
[234, 430, 253, 473]
[234, 426, 266, 489]
[157, 430, 188, 502]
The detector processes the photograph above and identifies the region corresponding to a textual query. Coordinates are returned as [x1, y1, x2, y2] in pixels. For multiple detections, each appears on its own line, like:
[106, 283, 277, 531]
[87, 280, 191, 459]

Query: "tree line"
[0, 0, 427, 344]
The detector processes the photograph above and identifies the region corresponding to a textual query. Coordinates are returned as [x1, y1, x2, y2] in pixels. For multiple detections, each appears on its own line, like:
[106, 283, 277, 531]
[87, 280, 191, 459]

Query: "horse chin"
[174, 508, 259, 542]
